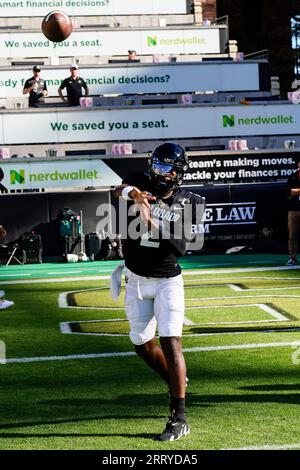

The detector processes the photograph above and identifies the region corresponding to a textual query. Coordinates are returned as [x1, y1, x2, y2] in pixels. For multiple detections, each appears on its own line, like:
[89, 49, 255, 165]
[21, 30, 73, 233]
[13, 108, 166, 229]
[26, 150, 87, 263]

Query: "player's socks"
[170, 396, 186, 422]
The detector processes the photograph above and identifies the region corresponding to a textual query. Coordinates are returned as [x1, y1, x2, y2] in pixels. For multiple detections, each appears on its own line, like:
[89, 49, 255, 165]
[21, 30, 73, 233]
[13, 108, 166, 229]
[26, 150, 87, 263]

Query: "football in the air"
[41, 11, 73, 43]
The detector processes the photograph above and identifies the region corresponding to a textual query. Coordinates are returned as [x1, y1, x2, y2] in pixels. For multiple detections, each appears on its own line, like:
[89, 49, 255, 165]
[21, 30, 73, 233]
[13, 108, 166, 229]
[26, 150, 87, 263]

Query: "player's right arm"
[113, 184, 155, 208]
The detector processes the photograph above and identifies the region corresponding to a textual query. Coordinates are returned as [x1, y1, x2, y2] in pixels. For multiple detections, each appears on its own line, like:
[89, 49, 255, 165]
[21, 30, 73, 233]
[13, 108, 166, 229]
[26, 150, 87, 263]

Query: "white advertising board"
[0, 158, 122, 190]
[0, 62, 260, 98]
[0, 0, 187, 17]
[0, 104, 298, 145]
[0, 28, 221, 58]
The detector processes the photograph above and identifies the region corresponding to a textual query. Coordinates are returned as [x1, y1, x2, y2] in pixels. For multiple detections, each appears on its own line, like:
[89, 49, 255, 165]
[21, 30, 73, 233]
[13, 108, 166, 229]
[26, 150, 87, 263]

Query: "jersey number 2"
[140, 231, 160, 248]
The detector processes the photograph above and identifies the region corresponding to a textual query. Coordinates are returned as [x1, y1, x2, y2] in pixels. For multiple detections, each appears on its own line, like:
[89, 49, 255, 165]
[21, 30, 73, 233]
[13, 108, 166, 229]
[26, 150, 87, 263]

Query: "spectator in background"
[58, 64, 89, 106]
[128, 50, 138, 62]
[286, 157, 300, 266]
[23, 65, 48, 107]
[0, 226, 14, 309]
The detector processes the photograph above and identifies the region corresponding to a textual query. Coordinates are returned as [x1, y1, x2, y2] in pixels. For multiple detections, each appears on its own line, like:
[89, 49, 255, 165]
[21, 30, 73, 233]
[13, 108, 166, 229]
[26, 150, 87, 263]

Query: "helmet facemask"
[148, 159, 185, 196]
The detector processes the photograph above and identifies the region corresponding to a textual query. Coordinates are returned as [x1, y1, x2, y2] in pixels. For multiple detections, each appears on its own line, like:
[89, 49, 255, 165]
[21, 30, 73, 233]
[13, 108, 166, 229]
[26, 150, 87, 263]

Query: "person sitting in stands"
[128, 50, 138, 61]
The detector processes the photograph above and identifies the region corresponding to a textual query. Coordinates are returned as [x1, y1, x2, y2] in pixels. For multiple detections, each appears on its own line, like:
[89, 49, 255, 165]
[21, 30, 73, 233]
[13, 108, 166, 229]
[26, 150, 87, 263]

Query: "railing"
[244, 49, 269, 60]
[212, 15, 229, 27]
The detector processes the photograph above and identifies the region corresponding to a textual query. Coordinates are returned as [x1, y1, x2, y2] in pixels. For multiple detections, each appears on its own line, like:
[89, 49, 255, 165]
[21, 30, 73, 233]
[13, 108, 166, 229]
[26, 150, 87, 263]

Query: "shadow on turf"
[239, 384, 300, 392]
[1, 391, 299, 433]
[0, 432, 157, 440]
[0, 415, 163, 430]
[39, 392, 300, 408]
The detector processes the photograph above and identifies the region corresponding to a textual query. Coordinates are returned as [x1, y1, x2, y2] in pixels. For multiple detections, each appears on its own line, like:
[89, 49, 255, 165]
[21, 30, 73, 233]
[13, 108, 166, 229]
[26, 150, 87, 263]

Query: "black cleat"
[158, 417, 190, 442]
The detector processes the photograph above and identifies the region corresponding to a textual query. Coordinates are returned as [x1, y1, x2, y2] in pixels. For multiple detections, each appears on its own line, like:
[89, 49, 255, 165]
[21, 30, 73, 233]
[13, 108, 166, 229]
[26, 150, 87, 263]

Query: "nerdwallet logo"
[223, 115, 235, 127]
[222, 113, 294, 127]
[10, 169, 25, 184]
[147, 36, 157, 46]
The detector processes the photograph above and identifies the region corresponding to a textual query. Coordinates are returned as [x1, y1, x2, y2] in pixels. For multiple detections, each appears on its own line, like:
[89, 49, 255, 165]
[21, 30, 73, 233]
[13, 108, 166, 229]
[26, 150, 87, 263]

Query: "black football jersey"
[120, 170, 205, 277]
[24, 76, 47, 105]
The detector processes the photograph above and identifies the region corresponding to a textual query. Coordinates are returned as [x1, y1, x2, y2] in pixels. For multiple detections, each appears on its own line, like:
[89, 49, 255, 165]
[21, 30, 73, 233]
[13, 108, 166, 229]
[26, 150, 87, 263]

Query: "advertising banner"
[190, 183, 288, 248]
[105, 151, 299, 185]
[0, 62, 261, 98]
[0, 158, 122, 190]
[0, 28, 221, 58]
[0, 103, 299, 145]
[0, 0, 187, 17]
[183, 152, 298, 184]
[0, 179, 289, 252]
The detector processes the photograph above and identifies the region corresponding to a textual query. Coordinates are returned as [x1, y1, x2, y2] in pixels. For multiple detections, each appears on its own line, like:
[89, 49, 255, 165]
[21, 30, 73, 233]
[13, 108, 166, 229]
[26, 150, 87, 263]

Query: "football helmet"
[148, 142, 189, 195]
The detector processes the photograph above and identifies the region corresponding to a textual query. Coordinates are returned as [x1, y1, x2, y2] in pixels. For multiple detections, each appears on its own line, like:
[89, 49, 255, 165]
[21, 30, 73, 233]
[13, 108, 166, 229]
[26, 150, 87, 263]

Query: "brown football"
[42, 11, 73, 43]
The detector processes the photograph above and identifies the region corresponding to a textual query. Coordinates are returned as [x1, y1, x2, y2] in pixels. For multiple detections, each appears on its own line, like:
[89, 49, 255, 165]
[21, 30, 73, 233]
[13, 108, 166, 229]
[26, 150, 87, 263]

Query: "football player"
[113, 142, 205, 441]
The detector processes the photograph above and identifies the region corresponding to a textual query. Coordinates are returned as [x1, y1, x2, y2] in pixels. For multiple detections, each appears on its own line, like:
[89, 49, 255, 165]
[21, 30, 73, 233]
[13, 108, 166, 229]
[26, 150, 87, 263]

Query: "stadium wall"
[0, 182, 288, 257]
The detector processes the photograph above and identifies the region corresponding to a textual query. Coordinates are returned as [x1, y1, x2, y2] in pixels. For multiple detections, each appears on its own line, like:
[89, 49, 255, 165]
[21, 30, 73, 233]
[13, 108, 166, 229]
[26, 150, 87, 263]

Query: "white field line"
[248, 260, 274, 264]
[59, 322, 72, 334]
[61, 305, 123, 310]
[184, 283, 285, 292]
[59, 327, 300, 338]
[58, 289, 124, 310]
[185, 303, 288, 324]
[0, 265, 300, 286]
[183, 316, 195, 325]
[184, 284, 226, 289]
[0, 273, 31, 278]
[184, 284, 300, 292]
[188, 295, 300, 301]
[0, 275, 111, 286]
[183, 266, 300, 275]
[184, 320, 282, 325]
[59, 285, 300, 311]
[256, 303, 287, 321]
[61, 331, 128, 337]
[58, 292, 69, 308]
[186, 303, 288, 321]
[224, 443, 300, 450]
[248, 286, 300, 291]
[47, 271, 83, 275]
[186, 277, 300, 282]
[230, 286, 300, 292]
[227, 283, 244, 292]
[58, 289, 120, 310]
[65, 331, 300, 338]
[4, 341, 300, 365]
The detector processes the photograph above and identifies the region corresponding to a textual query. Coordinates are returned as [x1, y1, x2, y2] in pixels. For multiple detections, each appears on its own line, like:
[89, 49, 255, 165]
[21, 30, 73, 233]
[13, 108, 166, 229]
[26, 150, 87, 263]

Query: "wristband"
[121, 186, 134, 200]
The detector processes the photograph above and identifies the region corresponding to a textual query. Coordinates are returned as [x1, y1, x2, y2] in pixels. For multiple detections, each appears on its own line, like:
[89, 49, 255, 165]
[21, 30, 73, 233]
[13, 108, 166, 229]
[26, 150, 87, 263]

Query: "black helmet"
[148, 142, 188, 195]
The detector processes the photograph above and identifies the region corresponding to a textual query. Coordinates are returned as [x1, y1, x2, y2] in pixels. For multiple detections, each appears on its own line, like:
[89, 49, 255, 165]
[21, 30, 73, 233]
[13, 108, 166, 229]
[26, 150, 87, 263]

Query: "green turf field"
[1, 256, 300, 450]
